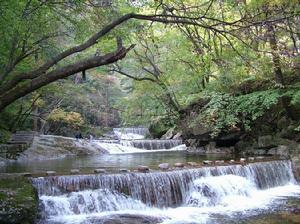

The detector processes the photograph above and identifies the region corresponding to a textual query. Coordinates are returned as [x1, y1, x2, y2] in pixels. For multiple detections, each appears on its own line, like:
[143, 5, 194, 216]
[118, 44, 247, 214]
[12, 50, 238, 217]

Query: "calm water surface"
[0, 151, 234, 175]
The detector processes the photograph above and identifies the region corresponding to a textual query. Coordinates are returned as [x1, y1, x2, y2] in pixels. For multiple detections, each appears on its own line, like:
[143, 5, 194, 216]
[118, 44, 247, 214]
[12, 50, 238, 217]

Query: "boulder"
[215, 160, 225, 165]
[248, 157, 255, 161]
[87, 213, 164, 224]
[187, 162, 198, 167]
[94, 169, 106, 174]
[137, 165, 149, 173]
[277, 145, 289, 157]
[119, 169, 129, 173]
[258, 135, 276, 149]
[277, 116, 290, 130]
[203, 160, 212, 165]
[158, 163, 169, 170]
[46, 171, 56, 176]
[205, 142, 217, 153]
[70, 169, 80, 174]
[174, 163, 184, 168]
[173, 132, 182, 140]
[161, 128, 175, 140]
[22, 173, 32, 177]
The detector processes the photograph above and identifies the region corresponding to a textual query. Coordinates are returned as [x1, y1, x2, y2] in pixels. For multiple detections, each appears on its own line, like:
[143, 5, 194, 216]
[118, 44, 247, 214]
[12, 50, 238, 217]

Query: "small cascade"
[186, 175, 255, 207]
[113, 127, 150, 140]
[95, 127, 186, 153]
[32, 160, 296, 209]
[120, 139, 183, 150]
[32, 160, 300, 223]
[40, 189, 148, 217]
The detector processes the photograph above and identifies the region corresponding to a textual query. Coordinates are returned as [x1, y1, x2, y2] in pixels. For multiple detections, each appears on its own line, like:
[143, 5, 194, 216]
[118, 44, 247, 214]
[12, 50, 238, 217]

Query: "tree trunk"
[268, 24, 296, 120]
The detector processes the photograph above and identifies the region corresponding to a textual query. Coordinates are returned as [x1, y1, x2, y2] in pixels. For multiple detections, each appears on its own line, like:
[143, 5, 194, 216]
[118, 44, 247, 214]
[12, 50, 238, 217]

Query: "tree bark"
[0, 45, 133, 111]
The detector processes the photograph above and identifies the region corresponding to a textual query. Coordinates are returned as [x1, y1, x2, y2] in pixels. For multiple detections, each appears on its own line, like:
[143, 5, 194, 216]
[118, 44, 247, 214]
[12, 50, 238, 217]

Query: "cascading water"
[95, 127, 186, 154]
[113, 127, 150, 140]
[32, 160, 300, 224]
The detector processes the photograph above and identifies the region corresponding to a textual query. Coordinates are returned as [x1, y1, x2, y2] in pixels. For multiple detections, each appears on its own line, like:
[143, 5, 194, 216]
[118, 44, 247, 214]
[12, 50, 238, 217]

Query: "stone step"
[8, 131, 36, 145]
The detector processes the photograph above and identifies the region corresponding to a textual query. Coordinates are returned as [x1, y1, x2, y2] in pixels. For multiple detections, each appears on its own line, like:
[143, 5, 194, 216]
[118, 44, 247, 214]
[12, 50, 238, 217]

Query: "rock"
[149, 120, 171, 138]
[256, 156, 265, 160]
[277, 116, 290, 130]
[190, 123, 211, 137]
[70, 169, 80, 174]
[248, 157, 255, 161]
[174, 163, 184, 168]
[46, 171, 56, 176]
[173, 132, 182, 140]
[185, 139, 197, 147]
[161, 128, 175, 140]
[87, 213, 164, 224]
[258, 135, 276, 149]
[158, 163, 169, 170]
[187, 162, 198, 167]
[215, 160, 225, 165]
[22, 173, 32, 177]
[94, 169, 106, 174]
[240, 158, 246, 163]
[17, 134, 109, 161]
[203, 160, 212, 165]
[235, 139, 258, 154]
[229, 159, 235, 164]
[277, 145, 289, 157]
[137, 165, 149, 173]
[205, 142, 217, 153]
[119, 169, 129, 173]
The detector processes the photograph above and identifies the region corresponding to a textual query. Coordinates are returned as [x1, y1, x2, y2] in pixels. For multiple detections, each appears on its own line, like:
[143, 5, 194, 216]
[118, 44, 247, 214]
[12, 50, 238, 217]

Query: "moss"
[0, 176, 38, 224]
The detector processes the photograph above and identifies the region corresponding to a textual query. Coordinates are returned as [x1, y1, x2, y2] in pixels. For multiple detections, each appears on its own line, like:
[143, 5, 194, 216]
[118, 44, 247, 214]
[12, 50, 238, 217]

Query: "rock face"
[17, 135, 108, 160]
[235, 134, 300, 179]
[0, 175, 38, 224]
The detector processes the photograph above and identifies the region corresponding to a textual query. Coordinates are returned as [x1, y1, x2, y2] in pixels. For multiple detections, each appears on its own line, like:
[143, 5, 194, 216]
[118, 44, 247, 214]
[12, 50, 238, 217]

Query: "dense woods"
[1, 0, 300, 141]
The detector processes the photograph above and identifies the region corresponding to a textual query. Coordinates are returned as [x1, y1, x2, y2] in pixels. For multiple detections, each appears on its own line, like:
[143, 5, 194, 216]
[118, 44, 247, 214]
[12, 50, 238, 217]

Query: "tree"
[1, 0, 299, 113]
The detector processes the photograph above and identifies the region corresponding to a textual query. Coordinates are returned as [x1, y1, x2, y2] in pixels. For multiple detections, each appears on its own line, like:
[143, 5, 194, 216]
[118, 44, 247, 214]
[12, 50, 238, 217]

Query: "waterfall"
[33, 160, 300, 223]
[120, 139, 183, 150]
[113, 127, 150, 140]
[94, 127, 185, 153]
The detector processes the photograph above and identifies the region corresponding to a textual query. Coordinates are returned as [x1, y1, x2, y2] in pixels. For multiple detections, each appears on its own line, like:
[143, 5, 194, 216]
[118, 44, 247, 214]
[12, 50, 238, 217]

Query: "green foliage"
[1, 0, 300, 137]
[190, 89, 282, 137]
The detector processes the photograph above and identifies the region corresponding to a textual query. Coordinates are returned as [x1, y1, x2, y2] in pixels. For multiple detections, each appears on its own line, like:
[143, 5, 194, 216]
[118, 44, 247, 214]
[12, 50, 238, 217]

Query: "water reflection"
[0, 151, 234, 174]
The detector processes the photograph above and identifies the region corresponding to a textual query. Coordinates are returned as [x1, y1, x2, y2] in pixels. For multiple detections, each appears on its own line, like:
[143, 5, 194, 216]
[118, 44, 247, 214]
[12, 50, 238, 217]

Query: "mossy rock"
[0, 175, 38, 224]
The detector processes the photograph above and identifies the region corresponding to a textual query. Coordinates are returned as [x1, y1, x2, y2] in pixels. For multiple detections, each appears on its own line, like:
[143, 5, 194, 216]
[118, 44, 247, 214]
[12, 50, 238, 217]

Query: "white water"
[94, 141, 186, 154]
[40, 176, 300, 224]
[113, 127, 149, 140]
[34, 160, 300, 224]
[96, 127, 185, 154]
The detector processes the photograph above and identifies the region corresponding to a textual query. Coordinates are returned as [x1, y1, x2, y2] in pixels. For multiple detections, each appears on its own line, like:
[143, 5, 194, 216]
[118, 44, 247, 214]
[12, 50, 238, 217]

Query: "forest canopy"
[0, 0, 300, 141]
